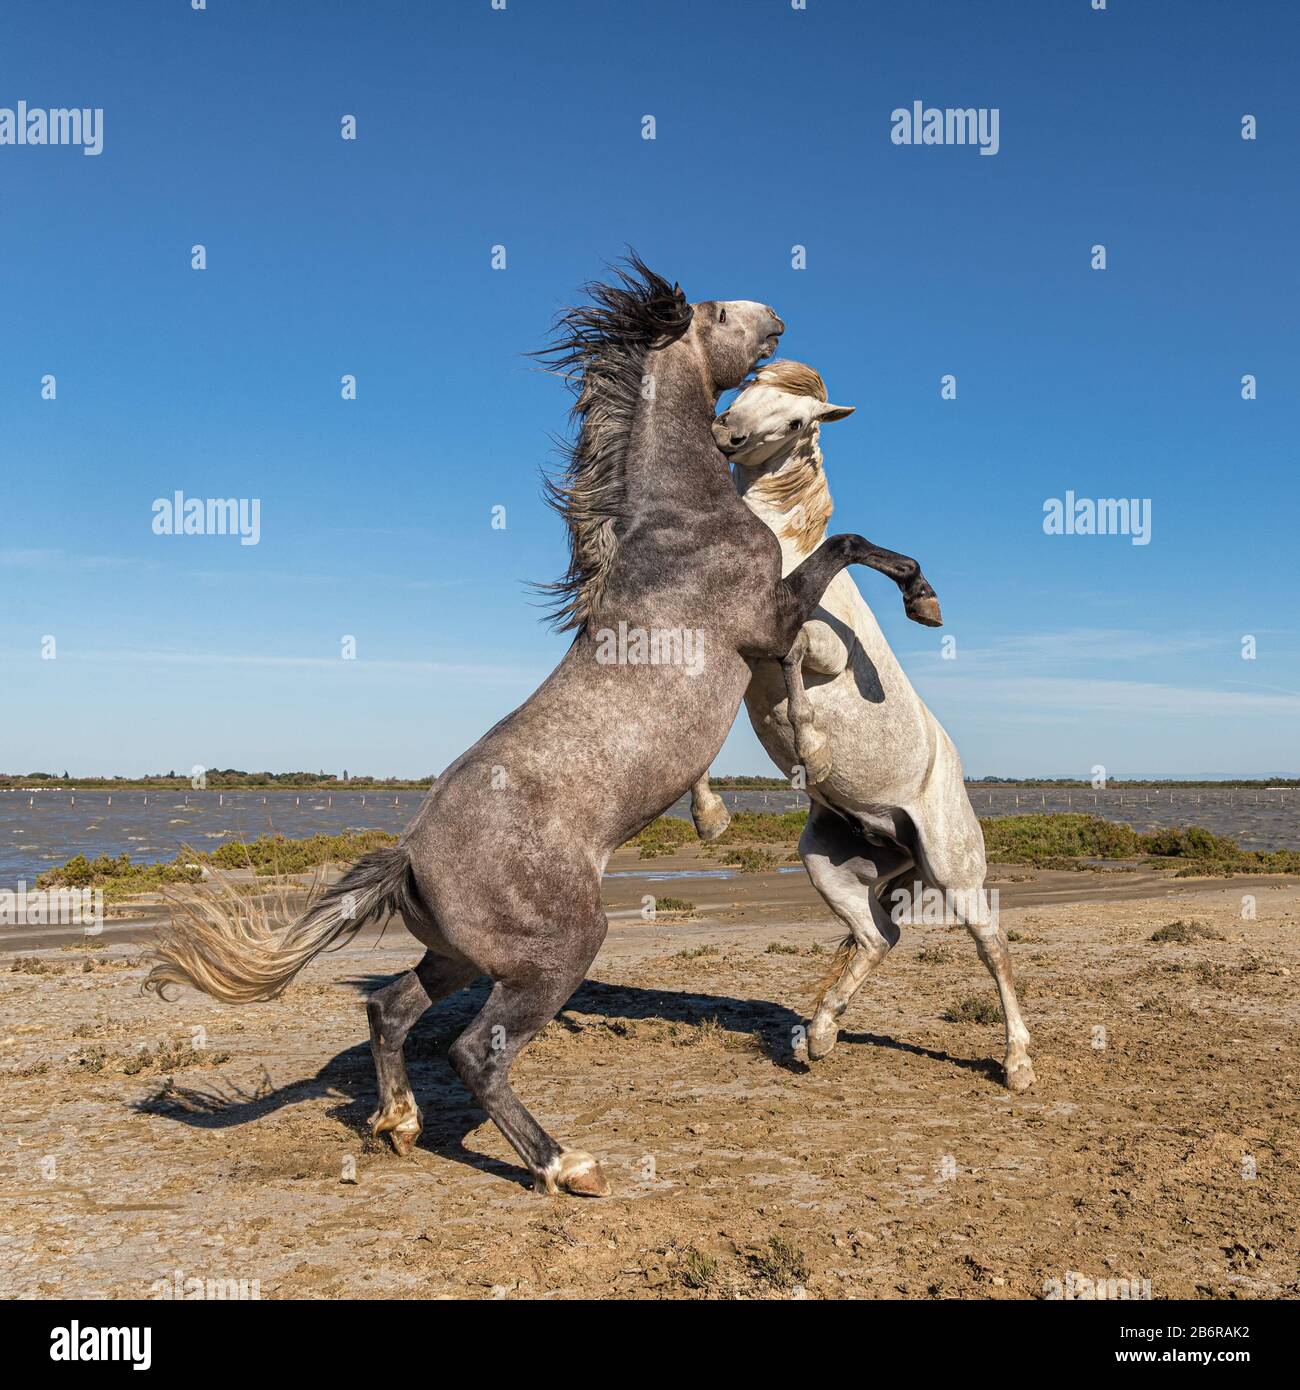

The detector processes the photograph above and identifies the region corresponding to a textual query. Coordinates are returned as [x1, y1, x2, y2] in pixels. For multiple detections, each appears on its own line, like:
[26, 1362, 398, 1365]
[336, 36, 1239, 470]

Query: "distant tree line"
[1, 770, 1295, 793]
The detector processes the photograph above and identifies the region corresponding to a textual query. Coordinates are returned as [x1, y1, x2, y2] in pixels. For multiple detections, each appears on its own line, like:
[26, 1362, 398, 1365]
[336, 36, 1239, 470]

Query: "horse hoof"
[907, 594, 943, 627]
[799, 734, 832, 786]
[693, 810, 731, 843]
[370, 1100, 423, 1155]
[1005, 1059, 1036, 1092]
[552, 1151, 611, 1197]
[389, 1120, 422, 1156]
[806, 1018, 838, 1060]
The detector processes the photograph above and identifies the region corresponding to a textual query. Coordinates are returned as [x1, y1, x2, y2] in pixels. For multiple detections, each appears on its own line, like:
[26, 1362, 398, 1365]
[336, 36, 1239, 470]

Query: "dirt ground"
[3, 845, 1298, 1300]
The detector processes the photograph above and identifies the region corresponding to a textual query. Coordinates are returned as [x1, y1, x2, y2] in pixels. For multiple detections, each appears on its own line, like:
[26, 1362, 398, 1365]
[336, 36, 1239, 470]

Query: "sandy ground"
[2, 846, 1297, 1301]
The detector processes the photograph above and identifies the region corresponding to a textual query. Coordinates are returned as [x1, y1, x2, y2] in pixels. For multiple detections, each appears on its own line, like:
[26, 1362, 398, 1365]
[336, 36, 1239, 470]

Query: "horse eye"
[791, 419, 803, 430]
[718, 306, 727, 324]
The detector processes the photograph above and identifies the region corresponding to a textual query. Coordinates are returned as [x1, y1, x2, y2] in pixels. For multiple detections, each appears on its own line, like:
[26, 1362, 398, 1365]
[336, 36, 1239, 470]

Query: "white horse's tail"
[144, 845, 422, 1005]
[810, 934, 855, 1011]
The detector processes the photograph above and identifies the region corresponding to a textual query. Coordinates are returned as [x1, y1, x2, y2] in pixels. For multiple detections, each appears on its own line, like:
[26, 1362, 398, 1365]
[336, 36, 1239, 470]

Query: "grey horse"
[146, 259, 942, 1197]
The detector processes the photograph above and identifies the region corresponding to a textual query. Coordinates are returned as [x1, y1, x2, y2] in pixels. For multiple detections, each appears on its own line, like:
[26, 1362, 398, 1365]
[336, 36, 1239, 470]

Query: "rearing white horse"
[690, 360, 1035, 1092]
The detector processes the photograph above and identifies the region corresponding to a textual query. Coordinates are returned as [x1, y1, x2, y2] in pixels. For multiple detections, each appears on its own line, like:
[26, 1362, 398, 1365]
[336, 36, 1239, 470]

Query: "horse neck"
[624, 336, 718, 507]
[733, 428, 833, 576]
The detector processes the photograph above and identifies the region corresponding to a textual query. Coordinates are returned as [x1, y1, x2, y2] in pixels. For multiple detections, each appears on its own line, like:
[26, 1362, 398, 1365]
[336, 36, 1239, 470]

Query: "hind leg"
[801, 804, 913, 1060]
[448, 912, 610, 1196]
[368, 951, 477, 1155]
[910, 772, 1035, 1091]
[952, 889, 1035, 1092]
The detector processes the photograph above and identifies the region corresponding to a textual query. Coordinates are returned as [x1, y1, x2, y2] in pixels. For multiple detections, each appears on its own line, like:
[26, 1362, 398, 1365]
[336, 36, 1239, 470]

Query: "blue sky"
[2, 0, 1297, 778]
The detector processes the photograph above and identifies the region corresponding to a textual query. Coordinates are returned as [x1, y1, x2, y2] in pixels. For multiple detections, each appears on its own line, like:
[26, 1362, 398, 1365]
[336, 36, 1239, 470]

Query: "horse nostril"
[730, 434, 746, 447]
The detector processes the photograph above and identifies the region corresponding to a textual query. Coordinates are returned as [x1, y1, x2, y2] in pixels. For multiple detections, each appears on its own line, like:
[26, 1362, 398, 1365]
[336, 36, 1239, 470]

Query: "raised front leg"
[751, 533, 943, 660]
[782, 627, 831, 784]
[689, 772, 730, 842]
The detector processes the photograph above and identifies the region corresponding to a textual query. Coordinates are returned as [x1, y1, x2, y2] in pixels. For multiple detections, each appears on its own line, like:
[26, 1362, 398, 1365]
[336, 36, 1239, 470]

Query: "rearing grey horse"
[146, 259, 942, 1197]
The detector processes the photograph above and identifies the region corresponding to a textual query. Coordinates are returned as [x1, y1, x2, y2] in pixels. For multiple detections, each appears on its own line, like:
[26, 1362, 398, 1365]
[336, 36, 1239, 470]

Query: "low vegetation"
[715, 847, 780, 873]
[981, 814, 1300, 876]
[1150, 920, 1224, 944]
[673, 943, 717, 960]
[69, 1039, 231, 1076]
[30, 808, 1298, 906]
[208, 830, 399, 876]
[943, 994, 1004, 1025]
[35, 853, 203, 900]
[746, 1236, 809, 1291]
[626, 817, 698, 859]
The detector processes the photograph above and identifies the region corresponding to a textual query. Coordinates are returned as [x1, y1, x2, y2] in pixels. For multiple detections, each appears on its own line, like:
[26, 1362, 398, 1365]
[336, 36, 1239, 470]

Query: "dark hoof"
[907, 594, 943, 627]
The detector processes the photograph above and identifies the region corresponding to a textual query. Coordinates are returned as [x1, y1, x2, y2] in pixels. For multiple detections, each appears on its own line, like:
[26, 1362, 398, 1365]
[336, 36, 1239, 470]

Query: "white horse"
[690, 360, 1034, 1091]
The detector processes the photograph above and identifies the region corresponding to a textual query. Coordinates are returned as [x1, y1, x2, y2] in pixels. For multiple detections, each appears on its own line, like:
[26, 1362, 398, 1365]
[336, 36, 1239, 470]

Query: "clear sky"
[3, 0, 1297, 779]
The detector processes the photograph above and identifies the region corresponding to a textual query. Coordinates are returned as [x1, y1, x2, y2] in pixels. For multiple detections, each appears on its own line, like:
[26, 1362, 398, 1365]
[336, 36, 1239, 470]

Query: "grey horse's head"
[690, 298, 785, 393]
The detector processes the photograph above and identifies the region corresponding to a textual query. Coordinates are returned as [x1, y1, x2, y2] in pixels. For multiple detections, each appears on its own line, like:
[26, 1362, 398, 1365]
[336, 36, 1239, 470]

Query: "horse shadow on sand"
[134, 973, 997, 1189]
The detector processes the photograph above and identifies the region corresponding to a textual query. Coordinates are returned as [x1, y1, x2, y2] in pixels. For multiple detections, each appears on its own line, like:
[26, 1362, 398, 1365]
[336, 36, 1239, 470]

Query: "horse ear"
[818, 401, 855, 423]
[672, 281, 687, 303]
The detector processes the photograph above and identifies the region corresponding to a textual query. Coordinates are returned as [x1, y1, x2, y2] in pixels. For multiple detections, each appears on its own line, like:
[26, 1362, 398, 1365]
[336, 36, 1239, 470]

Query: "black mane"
[532, 253, 693, 633]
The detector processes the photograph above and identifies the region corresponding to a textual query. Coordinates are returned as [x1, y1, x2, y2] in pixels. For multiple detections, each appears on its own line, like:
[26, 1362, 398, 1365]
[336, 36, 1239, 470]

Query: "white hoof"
[538, 1150, 612, 1197]
[1005, 1058, 1036, 1092]
[370, 1098, 423, 1155]
[798, 732, 832, 785]
[806, 1015, 839, 1061]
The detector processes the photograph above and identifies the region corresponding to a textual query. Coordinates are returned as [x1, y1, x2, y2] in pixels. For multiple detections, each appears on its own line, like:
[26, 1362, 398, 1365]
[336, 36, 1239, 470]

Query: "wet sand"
[3, 848, 1297, 1300]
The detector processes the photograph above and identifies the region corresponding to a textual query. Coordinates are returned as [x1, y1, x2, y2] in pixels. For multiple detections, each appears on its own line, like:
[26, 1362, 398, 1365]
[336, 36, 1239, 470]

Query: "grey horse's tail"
[144, 845, 423, 1005]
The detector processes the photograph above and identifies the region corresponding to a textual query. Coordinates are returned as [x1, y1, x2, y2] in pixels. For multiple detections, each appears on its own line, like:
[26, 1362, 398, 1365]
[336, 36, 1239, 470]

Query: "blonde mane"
[744, 360, 834, 554]
[752, 359, 828, 401]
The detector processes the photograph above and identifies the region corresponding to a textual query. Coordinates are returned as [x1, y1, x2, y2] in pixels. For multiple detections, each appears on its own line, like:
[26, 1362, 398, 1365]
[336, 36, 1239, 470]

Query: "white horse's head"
[713, 360, 854, 469]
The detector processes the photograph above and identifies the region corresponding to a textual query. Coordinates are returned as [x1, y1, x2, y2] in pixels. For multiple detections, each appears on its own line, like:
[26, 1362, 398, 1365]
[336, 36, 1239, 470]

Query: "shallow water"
[0, 784, 1294, 888]
[606, 866, 804, 882]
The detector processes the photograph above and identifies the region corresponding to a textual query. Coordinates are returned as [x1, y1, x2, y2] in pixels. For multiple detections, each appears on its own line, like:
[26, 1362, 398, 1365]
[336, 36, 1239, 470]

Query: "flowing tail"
[144, 844, 425, 1004]
[810, 934, 855, 1013]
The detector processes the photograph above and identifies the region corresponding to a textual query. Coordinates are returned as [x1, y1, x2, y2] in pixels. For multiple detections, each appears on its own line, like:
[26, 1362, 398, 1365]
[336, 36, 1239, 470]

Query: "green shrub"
[943, 994, 1004, 1025]
[209, 830, 398, 876]
[626, 817, 699, 859]
[1149, 920, 1223, 944]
